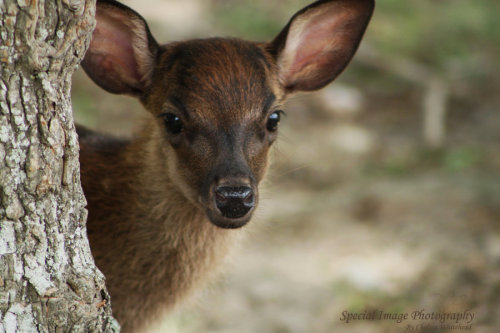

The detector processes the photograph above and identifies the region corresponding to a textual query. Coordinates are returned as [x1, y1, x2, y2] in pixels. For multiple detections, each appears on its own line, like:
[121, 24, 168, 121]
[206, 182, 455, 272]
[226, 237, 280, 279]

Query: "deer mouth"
[206, 209, 254, 229]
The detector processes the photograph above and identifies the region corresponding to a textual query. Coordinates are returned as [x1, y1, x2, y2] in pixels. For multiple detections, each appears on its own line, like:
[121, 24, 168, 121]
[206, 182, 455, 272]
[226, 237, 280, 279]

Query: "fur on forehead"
[154, 38, 280, 122]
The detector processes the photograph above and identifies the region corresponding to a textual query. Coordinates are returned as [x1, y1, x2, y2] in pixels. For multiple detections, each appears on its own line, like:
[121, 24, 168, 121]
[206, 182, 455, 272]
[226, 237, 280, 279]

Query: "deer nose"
[214, 186, 255, 219]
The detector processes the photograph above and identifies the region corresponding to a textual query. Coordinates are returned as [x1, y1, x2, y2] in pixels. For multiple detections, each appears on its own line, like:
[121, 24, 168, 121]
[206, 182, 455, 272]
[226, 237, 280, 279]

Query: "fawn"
[78, 0, 374, 331]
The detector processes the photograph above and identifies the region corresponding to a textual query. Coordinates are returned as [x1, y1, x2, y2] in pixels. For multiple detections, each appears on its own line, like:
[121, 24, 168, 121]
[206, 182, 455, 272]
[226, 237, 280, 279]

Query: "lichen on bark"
[0, 0, 118, 332]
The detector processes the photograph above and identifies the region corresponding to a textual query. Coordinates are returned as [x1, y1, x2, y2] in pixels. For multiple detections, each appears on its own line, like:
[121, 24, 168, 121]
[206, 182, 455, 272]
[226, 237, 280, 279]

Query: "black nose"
[215, 186, 255, 219]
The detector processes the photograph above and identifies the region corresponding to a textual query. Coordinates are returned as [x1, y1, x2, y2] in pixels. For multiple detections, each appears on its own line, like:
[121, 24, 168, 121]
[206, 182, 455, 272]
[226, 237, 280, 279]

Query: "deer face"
[81, 0, 374, 228]
[143, 39, 282, 228]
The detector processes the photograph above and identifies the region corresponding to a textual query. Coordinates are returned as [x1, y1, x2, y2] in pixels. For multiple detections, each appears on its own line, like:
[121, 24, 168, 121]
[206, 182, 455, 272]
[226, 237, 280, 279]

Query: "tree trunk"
[0, 0, 118, 332]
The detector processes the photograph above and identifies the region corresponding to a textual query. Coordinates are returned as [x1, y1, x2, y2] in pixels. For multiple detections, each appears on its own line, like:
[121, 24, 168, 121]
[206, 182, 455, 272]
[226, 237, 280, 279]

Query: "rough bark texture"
[0, 0, 118, 332]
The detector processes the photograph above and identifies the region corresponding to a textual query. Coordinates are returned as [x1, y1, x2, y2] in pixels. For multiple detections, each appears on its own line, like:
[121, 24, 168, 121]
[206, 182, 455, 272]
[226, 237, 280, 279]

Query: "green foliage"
[442, 147, 483, 172]
[209, 2, 284, 40]
[369, 0, 500, 72]
[72, 90, 97, 127]
[363, 146, 485, 178]
[332, 280, 417, 314]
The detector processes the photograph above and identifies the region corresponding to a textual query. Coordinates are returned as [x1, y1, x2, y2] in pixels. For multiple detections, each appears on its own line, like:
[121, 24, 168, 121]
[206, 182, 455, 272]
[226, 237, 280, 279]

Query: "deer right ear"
[269, 0, 374, 93]
[82, 0, 159, 96]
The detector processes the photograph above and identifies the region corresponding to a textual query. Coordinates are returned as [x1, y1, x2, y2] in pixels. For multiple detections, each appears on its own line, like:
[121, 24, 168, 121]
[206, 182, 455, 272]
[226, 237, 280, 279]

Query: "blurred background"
[72, 0, 500, 332]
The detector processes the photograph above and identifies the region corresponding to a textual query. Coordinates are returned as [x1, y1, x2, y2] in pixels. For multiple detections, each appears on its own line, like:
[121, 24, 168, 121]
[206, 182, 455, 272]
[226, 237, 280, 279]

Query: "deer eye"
[266, 111, 284, 132]
[162, 113, 183, 134]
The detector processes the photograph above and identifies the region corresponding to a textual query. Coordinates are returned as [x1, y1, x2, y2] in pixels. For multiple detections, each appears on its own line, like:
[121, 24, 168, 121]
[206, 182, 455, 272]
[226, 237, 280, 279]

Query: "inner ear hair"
[82, 0, 159, 96]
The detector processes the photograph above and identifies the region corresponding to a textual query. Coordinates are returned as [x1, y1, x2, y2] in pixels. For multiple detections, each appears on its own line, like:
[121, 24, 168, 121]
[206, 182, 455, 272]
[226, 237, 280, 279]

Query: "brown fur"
[80, 123, 237, 332]
[78, 1, 373, 332]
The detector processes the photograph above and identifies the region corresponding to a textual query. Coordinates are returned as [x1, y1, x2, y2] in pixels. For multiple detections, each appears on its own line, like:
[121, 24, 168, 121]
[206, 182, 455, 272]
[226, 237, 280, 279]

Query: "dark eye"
[266, 111, 283, 132]
[162, 113, 183, 134]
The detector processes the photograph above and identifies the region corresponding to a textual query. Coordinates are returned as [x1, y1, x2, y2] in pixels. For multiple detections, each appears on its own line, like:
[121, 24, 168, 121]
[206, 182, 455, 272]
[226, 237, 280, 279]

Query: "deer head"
[81, 0, 374, 229]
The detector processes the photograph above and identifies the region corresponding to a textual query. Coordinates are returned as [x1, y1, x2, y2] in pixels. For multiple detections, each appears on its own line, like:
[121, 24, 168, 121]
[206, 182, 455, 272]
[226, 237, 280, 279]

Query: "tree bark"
[0, 0, 118, 332]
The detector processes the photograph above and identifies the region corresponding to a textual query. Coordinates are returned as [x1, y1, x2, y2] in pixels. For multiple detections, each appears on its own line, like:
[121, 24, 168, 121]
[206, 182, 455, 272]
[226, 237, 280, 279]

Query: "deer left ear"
[269, 0, 374, 93]
[82, 0, 159, 96]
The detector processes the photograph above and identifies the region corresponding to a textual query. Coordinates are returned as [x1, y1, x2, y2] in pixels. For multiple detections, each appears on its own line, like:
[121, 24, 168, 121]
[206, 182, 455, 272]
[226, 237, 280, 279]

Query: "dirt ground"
[72, 1, 500, 332]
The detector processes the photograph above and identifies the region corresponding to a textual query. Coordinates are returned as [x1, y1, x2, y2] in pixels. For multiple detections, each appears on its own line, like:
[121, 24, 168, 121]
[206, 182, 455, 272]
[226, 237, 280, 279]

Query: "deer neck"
[83, 123, 241, 331]
[123, 122, 239, 274]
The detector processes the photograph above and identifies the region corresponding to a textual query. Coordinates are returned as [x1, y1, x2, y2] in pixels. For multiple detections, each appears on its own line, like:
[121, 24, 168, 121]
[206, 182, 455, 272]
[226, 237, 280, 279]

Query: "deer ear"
[270, 0, 374, 93]
[82, 0, 159, 96]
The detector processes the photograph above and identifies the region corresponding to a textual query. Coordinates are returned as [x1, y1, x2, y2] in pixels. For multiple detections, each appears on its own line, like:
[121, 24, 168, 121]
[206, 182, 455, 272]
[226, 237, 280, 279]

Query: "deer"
[77, 0, 374, 331]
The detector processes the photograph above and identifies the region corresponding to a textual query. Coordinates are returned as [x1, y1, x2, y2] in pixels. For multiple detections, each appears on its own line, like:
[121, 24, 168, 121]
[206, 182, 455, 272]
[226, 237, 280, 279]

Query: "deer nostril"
[214, 186, 255, 219]
[243, 191, 254, 205]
